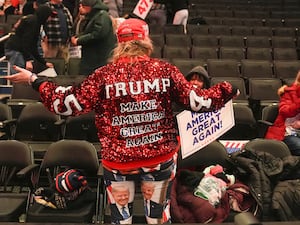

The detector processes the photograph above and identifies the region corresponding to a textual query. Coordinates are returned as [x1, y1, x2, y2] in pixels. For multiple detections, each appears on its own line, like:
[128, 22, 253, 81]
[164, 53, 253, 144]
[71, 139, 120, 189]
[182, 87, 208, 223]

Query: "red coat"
[265, 83, 300, 140]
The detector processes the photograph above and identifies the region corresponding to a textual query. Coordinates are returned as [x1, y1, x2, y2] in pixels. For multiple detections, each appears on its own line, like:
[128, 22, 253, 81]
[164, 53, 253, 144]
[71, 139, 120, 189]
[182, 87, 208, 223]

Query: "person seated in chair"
[265, 70, 300, 156]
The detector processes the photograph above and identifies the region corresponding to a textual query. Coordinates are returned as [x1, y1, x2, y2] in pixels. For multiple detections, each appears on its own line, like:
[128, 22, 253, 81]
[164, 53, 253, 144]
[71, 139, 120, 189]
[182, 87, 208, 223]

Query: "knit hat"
[80, 0, 97, 7]
[55, 169, 87, 193]
[117, 18, 149, 43]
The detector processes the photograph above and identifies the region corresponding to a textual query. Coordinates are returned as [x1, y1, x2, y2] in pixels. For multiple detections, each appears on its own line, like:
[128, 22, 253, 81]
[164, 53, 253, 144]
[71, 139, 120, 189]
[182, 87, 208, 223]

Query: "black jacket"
[230, 149, 300, 221]
[5, 5, 53, 65]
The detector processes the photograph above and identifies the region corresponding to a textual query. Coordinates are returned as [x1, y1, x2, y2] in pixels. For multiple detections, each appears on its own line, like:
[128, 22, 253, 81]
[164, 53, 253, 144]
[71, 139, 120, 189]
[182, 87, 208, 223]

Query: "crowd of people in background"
[1, 0, 191, 75]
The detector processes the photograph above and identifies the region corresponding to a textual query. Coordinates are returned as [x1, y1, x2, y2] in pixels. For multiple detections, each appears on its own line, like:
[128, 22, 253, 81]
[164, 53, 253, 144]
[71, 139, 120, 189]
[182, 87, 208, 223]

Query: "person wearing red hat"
[5, 18, 238, 224]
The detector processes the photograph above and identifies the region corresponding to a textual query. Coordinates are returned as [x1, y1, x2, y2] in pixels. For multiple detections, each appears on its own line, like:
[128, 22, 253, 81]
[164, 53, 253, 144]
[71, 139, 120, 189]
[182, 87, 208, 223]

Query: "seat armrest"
[16, 164, 40, 178]
[0, 118, 17, 127]
[0, 118, 17, 138]
[257, 120, 273, 138]
[257, 120, 273, 126]
[55, 119, 66, 126]
[0, 96, 10, 104]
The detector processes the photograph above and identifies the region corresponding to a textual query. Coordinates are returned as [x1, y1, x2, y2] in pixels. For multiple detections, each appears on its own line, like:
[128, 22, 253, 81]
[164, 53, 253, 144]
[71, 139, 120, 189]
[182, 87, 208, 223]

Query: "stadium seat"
[219, 47, 246, 61]
[273, 48, 298, 60]
[191, 34, 219, 47]
[165, 34, 191, 47]
[12, 102, 62, 142]
[191, 46, 218, 60]
[243, 138, 291, 158]
[219, 35, 246, 47]
[0, 140, 34, 222]
[207, 59, 240, 77]
[245, 36, 272, 48]
[26, 139, 101, 223]
[62, 111, 99, 143]
[241, 59, 274, 79]
[273, 60, 300, 79]
[246, 47, 273, 61]
[219, 104, 257, 140]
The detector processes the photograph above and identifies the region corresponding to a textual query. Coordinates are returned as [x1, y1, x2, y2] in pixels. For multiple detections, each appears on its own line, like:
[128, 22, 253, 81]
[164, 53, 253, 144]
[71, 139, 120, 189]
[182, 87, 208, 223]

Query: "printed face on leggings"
[141, 182, 155, 200]
[112, 186, 129, 206]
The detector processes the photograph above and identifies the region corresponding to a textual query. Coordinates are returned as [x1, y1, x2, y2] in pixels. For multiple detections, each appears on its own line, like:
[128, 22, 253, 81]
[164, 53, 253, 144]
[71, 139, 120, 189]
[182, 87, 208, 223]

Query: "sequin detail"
[39, 58, 234, 169]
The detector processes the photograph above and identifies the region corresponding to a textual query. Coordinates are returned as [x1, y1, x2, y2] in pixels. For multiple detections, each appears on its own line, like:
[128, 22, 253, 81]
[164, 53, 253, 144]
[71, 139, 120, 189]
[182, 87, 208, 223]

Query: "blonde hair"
[109, 37, 153, 63]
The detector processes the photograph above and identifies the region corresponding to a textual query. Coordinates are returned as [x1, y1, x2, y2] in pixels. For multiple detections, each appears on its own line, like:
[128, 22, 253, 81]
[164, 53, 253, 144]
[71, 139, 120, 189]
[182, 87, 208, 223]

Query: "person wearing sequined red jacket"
[5, 18, 238, 224]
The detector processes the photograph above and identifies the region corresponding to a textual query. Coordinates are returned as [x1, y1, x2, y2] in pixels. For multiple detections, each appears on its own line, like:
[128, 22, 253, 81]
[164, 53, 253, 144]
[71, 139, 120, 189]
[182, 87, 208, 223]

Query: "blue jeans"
[4, 49, 25, 74]
[283, 135, 300, 156]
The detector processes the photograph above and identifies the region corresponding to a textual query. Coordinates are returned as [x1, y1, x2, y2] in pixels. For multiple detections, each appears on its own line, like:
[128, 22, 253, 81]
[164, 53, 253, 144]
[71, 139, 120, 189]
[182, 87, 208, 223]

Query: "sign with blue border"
[176, 100, 235, 159]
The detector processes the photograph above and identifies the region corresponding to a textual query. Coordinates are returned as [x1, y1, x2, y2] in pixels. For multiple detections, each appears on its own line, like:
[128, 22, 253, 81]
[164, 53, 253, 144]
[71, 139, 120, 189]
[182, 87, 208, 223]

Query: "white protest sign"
[133, 0, 154, 19]
[69, 45, 82, 58]
[176, 100, 235, 159]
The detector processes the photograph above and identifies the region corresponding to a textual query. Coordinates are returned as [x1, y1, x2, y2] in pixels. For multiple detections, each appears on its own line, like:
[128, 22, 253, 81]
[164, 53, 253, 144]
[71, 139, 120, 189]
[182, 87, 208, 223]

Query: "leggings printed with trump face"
[104, 156, 177, 224]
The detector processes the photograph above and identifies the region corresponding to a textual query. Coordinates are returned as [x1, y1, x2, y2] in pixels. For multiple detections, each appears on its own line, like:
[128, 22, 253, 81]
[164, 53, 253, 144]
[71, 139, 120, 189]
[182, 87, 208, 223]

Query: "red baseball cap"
[117, 18, 149, 43]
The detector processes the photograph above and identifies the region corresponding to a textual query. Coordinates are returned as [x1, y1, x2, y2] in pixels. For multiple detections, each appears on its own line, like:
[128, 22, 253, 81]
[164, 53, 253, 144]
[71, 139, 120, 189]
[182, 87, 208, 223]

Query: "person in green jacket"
[71, 0, 116, 75]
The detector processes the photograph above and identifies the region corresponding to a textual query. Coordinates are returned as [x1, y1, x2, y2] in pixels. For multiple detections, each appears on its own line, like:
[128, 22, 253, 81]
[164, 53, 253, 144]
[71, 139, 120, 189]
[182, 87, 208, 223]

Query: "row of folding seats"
[150, 24, 300, 36]
[191, 4, 299, 11]
[0, 14, 21, 26]
[0, 100, 98, 141]
[192, 0, 298, 4]
[190, 9, 300, 19]
[152, 45, 300, 62]
[0, 138, 102, 223]
[152, 34, 299, 49]
[0, 57, 80, 77]
[184, 25, 300, 37]
[171, 58, 300, 80]
[189, 1, 299, 9]
[201, 17, 300, 28]
[172, 75, 282, 115]
[211, 77, 282, 123]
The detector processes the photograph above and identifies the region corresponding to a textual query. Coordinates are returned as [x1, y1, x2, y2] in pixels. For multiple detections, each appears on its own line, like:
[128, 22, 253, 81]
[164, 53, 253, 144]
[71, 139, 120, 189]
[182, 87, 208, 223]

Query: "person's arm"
[170, 65, 238, 112]
[18, 18, 48, 67]
[279, 89, 300, 118]
[5, 66, 99, 116]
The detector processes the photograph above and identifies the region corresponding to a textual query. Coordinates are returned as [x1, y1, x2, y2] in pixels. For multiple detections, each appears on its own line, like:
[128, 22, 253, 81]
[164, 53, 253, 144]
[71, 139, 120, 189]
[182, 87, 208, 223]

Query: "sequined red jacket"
[36, 56, 235, 170]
